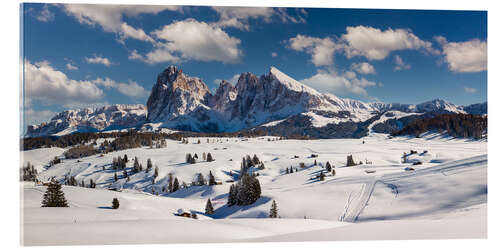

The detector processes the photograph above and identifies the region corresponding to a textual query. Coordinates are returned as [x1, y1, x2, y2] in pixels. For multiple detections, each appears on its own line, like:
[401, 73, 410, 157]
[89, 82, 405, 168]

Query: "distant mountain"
[26, 104, 147, 137]
[25, 66, 487, 138]
[461, 102, 487, 115]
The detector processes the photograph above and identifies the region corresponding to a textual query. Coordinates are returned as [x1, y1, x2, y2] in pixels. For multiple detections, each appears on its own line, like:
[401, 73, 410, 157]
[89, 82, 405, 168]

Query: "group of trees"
[227, 173, 261, 206]
[21, 162, 37, 182]
[112, 155, 128, 170]
[63, 175, 96, 188]
[63, 144, 97, 159]
[161, 173, 180, 193]
[239, 154, 263, 176]
[391, 113, 487, 139]
[186, 152, 214, 164]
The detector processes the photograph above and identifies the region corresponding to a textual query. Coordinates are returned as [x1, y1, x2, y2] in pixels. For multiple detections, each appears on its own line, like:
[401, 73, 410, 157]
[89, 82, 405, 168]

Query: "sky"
[22, 3, 487, 128]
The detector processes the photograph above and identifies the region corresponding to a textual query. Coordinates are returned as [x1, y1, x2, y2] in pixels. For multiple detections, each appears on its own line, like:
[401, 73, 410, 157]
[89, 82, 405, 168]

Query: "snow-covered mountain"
[25, 66, 486, 137]
[26, 104, 147, 137]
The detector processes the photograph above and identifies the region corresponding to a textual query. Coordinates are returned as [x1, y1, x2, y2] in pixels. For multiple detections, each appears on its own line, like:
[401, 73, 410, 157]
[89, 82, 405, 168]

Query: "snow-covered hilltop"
[26, 104, 147, 137]
[25, 66, 487, 137]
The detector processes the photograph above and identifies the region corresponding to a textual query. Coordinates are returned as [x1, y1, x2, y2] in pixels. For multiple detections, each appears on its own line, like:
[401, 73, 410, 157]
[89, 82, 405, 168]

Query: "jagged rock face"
[146, 66, 212, 122]
[26, 65, 487, 137]
[26, 104, 147, 137]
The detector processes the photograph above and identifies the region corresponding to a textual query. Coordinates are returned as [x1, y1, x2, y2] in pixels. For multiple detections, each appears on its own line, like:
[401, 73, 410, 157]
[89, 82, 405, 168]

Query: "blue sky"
[22, 4, 487, 127]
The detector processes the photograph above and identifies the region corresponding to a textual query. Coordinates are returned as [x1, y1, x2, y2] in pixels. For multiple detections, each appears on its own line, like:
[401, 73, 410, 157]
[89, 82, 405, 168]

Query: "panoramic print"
[20, 3, 487, 245]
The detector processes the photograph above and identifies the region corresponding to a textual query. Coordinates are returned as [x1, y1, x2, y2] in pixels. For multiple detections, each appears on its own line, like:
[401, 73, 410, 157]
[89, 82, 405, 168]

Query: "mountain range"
[26, 66, 487, 138]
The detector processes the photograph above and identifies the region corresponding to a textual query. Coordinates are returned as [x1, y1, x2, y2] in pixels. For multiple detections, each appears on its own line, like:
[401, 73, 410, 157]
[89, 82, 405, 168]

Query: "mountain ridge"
[25, 66, 487, 138]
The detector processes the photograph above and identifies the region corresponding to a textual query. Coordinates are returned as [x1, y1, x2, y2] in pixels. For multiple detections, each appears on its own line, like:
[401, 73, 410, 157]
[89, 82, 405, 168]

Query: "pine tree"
[319, 171, 325, 181]
[205, 198, 214, 215]
[124, 154, 128, 163]
[206, 153, 214, 162]
[285, 168, 289, 174]
[314, 160, 317, 166]
[290, 167, 294, 173]
[236, 174, 261, 205]
[154, 166, 159, 178]
[227, 184, 237, 206]
[123, 170, 128, 178]
[208, 171, 216, 185]
[167, 173, 174, 192]
[202, 152, 207, 161]
[173, 177, 180, 192]
[332, 168, 336, 176]
[269, 200, 278, 218]
[347, 155, 356, 166]
[147, 158, 152, 171]
[114, 173, 118, 182]
[41, 181, 69, 207]
[112, 198, 119, 209]
[197, 173, 206, 186]
[326, 161, 332, 172]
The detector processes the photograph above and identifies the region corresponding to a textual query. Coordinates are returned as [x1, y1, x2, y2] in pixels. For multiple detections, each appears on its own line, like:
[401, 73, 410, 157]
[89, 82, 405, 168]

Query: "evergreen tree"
[208, 171, 216, 186]
[285, 168, 289, 174]
[123, 170, 128, 179]
[167, 173, 174, 192]
[197, 173, 207, 186]
[194, 153, 198, 159]
[173, 177, 180, 192]
[114, 173, 118, 182]
[314, 160, 317, 166]
[112, 198, 119, 209]
[205, 198, 214, 215]
[331, 168, 336, 176]
[206, 153, 214, 162]
[154, 166, 159, 178]
[290, 167, 294, 173]
[147, 158, 152, 171]
[41, 181, 69, 207]
[347, 155, 356, 166]
[203, 152, 207, 161]
[227, 184, 237, 206]
[326, 161, 332, 172]
[269, 200, 278, 218]
[124, 154, 128, 163]
[236, 174, 261, 205]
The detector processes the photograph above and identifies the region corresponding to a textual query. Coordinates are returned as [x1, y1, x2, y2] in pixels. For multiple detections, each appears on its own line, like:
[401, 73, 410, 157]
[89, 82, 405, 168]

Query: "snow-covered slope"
[21, 134, 487, 245]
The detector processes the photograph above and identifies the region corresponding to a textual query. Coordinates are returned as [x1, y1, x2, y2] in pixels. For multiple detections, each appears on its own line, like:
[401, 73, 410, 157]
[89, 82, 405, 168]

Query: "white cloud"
[36, 4, 54, 22]
[436, 37, 487, 73]
[85, 55, 113, 67]
[62, 4, 181, 43]
[351, 62, 376, 74]
[464, 87, 477, 93]
[288, 35, 338, 66]
[24, 60, 104, 106]
[342, 25, 438, 60]
[301, 70, 378, 96]
[211, 7, 306, 30]
[23, 108, 57, 126]
[92, 77, 149, 99]
[128, 47, 180, 64]
[271, 52, 278, 57]
[394, 55, 411, 71]
[66, 63, 78, 70]
[140, 19, 242, 64]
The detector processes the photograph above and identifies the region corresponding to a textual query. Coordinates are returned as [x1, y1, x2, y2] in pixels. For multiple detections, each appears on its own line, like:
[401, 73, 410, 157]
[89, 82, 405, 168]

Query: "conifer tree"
[206, 153, 214, 162]
[197, 173, 207, 186]
[123, 170, 128, 179]
[203, 152, 207, 161]
[205, 198, 214, 215]
[124, 154, 128, 163]
[147, 158, 152, 171]
[173, 177, 180, 192]
[319, 171, 325, 181]
[41, 181, 69, 207]
[167, 173, 174, 192]
[112, 198, 119, 209]
[114, 173, 118, 182]
[332, 168, 336, 176]
[347, 155, 356, 166]
[154, 166, 159, 178]
[314, 160, 317, 166]
[285, 168, 289, 174]
[208, 171, 216, 185]
[269, 200, 278, 218]
[326, 161, 332, 172]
